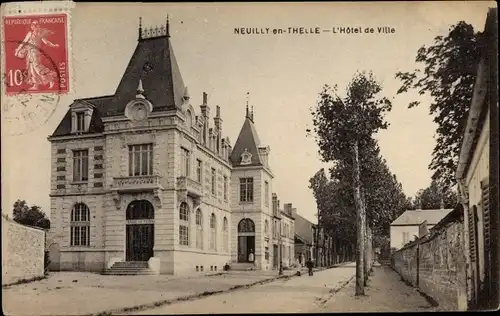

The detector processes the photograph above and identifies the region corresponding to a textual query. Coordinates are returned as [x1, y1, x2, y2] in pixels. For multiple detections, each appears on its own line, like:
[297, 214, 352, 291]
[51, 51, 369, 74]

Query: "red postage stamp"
[2, 14, 69, 94]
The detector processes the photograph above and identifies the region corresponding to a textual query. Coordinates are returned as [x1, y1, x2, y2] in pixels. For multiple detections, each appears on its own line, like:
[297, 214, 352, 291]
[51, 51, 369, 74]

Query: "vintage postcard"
[1, 1, 498, 315]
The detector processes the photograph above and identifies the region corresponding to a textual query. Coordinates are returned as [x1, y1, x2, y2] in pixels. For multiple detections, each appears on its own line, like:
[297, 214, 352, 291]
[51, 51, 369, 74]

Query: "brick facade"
[2, 215, 46, 285]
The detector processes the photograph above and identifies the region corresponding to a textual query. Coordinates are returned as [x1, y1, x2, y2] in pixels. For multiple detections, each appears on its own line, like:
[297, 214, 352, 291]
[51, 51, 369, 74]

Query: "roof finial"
[138, 17, 143, 40]
[246, 92, 250, 118]
[136, 79, 145, 99]
[166, 15, 170, 38]
[251, 106, 254, 121]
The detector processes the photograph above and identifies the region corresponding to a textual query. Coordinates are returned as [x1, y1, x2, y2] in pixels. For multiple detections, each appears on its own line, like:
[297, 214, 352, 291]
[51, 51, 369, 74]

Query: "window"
[223, 176, 228, 201]
[264, 181, 269, 206]
[223, 217, 229, 252]
[196, 209, 203, 249]
[129, 144, 153, 176]
[179, 202, 190, 246]
[76, 112, 85, 132]
[70, 203, 90, 246]
[196, 159, 202, 183]
[402, 232, 410, 245]
[181, 148, 190, 177]
[209, 213, 217, 250]
[211, 168, 216, 196]
[73, 150, 89, 182]
[265, 220, 269, 236]
[239, 177, 254, 202]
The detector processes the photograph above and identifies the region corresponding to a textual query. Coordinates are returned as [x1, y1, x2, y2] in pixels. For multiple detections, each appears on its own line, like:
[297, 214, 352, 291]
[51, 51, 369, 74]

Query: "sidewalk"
[322, 265, 439, 312]
[1, 266, 323, 316]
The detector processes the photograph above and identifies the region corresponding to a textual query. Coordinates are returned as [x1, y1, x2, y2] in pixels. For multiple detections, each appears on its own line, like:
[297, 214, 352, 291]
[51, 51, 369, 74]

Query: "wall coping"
[394, 205, 463, 253]
[1, 215, 47, 233]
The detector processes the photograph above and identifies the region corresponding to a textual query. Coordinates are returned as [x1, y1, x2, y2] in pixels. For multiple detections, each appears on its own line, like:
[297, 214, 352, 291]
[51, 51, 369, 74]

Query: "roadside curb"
[92, 264, 352, 315]
[92, 272, 294, 316]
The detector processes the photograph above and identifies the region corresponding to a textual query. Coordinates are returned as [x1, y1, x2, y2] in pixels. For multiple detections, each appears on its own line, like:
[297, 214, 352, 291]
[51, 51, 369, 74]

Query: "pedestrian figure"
[306, 259, 314, 276]
[248, 249, 254, 263]
[295, 258, 302, 276]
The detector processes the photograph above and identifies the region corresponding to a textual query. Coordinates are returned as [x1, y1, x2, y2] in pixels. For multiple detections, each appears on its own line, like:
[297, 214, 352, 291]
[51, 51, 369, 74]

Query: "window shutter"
[481, 181, 490, 252]
[468, 207, 477, 263]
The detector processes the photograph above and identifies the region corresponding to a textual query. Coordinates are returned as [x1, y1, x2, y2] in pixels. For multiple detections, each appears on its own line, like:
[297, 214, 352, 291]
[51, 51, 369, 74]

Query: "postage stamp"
[1, 1, 74, 136]
[2, 14, 69, 94]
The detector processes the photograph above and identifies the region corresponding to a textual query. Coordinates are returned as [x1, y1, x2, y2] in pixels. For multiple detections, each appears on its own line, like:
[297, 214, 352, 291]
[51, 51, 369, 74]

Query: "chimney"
[200, 92, 210, 145]
[272, 193, 278, 215]
[291, 207, 297, 218]
[284, 203, 292, 216]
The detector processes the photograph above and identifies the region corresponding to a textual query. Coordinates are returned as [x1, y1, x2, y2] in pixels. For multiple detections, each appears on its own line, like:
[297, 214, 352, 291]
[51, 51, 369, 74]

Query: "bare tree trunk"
[315, 225, 320, 267]
[353, 141, 365, 296]
[364, 222, 369, 285]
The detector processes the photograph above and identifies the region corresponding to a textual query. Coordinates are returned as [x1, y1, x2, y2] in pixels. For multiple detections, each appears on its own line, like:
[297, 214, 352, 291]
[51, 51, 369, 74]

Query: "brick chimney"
[272, 193, 278, 216]
[284, 203, 293, 216]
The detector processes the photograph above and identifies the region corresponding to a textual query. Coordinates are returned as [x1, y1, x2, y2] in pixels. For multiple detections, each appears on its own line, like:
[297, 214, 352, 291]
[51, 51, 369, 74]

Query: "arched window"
[70, 203, 90, 246]
[238, 218, 255, 233]
[223, 217, 229, 252]
[196, 209, 203, 249]
[209, 213, 217, 250]
[265, 220, 269, 237]
[179, 202, 190, 246]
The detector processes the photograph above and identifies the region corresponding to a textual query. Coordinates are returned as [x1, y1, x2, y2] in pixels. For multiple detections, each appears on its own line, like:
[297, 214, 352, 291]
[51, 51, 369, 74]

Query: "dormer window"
[76, 112, 85, 132]
[71, 101, 94, 134]
[240, 148, 252, 165]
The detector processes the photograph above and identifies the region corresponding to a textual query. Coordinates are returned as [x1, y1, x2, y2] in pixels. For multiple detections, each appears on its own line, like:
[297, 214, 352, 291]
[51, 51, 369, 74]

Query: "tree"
[413, 179, 459, 209]
[395, 22, 484, 191]
[310, 71, 392, 295]
[12, 200, 50, 229]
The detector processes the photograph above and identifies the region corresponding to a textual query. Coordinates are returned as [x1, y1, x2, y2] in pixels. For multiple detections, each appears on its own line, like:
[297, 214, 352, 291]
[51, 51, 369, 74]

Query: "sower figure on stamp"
[14, 20, 59, 90]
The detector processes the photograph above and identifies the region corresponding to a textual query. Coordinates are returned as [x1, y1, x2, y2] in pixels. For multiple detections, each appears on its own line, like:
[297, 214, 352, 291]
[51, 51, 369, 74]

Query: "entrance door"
[237, 236, 256, 262]
[238, 236, 248, 262]
[126, 224, 154, 261]
[125, 200, 155, 262]
[237, 218, 256, 263]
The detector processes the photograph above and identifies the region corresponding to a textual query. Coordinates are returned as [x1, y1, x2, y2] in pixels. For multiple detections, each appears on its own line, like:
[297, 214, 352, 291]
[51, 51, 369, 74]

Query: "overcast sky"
[1, 2, 493, 223]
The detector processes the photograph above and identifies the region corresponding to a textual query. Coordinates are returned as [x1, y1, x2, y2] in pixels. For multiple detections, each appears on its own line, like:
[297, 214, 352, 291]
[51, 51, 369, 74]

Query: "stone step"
[102, 270, 155, 276]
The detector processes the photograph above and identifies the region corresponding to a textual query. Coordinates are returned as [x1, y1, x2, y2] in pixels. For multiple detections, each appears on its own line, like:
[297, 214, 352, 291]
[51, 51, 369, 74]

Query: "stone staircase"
[102, 261, 156, 275]
[230, 262, 256, 271]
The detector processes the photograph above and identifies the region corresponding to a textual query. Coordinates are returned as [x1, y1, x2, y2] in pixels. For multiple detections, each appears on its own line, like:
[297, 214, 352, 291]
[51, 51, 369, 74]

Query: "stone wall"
[2, 216, 46, 285]
[391, 211, 468, 311]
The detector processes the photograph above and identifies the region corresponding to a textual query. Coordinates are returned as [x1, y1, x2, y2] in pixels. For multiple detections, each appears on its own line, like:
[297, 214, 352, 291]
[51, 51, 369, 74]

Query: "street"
[129, 264, 356, 314]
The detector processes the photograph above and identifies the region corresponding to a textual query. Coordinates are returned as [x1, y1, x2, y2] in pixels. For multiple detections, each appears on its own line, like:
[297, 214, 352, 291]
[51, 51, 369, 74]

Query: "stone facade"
[47, 24, 293, 275]
[392, 209, 468, 311]
[2, 215, 46, 285]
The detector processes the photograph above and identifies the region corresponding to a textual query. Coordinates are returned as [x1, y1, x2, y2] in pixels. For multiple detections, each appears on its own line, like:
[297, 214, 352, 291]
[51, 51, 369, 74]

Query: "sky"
[1, 2, 493, 224]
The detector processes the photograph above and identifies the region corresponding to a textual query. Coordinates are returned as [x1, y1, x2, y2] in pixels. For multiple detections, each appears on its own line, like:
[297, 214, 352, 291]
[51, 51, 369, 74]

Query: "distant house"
[455, 8, 498, 310]
[390, 209, 453, 251]
[293, 211, 315, 264]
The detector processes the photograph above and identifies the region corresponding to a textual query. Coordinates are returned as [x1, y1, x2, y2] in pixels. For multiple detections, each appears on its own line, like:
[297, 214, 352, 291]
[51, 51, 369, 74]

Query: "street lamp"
[278, 217, 283, 276]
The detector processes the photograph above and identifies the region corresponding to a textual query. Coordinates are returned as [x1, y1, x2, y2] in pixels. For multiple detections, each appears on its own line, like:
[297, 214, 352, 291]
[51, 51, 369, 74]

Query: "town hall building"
[46, 19, 294, 275]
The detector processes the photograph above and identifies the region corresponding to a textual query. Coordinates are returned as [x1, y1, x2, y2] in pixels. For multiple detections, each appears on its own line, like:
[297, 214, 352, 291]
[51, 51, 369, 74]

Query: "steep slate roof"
[229, 114, 263, 167]
[391, 209, 453, 226]
[50, 31, 186, 137]
[294, 212, 315, 244]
